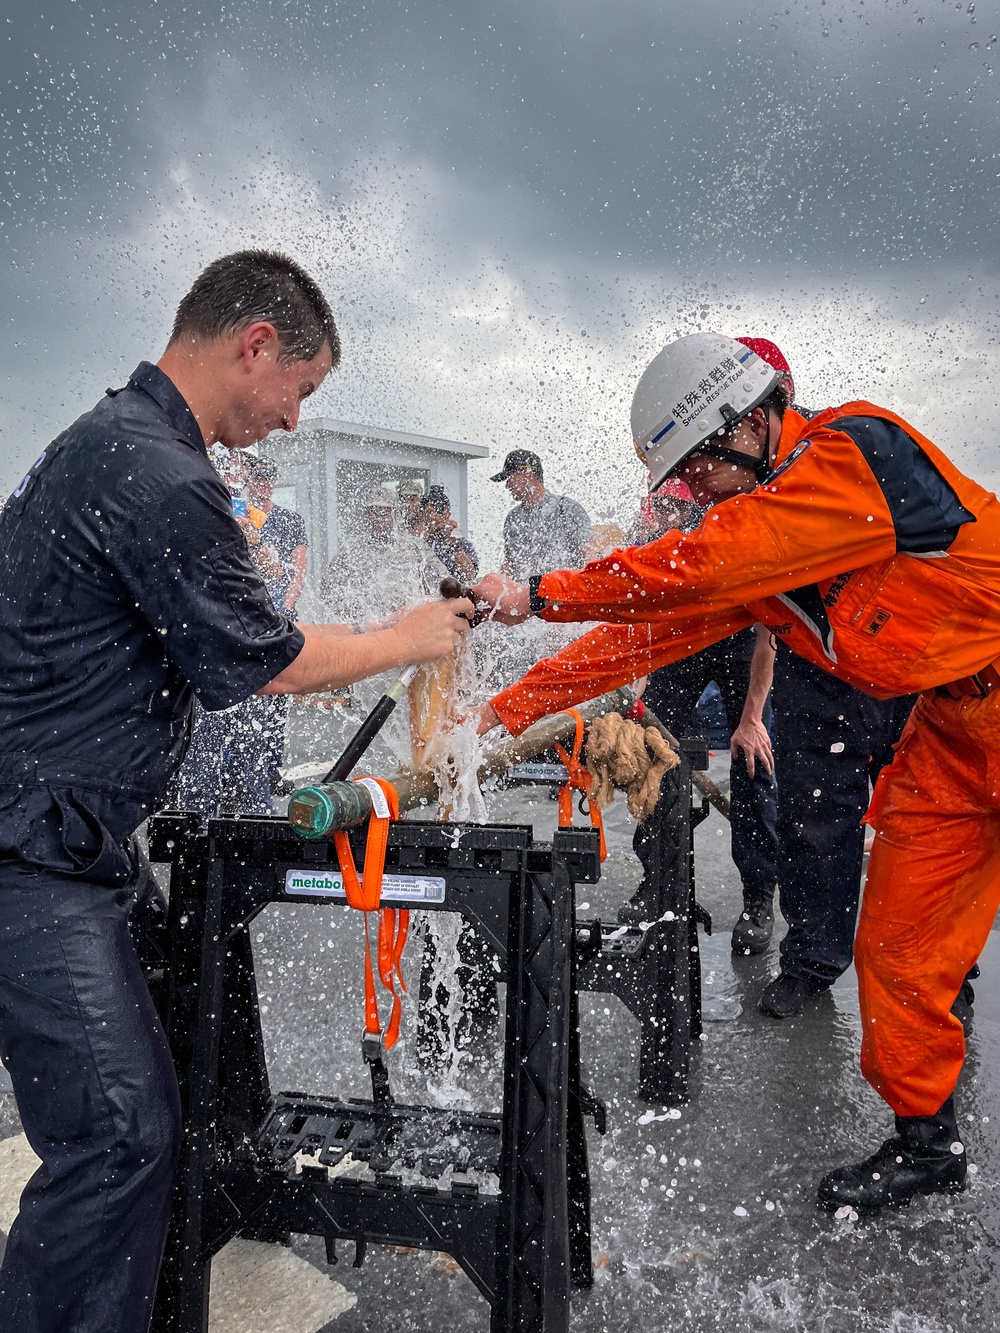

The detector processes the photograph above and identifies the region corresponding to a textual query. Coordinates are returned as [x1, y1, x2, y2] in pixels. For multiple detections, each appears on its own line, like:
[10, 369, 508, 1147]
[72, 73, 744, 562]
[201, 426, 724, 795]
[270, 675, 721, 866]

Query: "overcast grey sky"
[3, 0, 999, 558]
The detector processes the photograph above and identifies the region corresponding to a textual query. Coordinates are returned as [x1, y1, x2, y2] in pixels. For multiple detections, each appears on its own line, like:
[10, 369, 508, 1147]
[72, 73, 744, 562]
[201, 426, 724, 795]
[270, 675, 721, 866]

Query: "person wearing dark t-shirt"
[416, 484, 479, 581]
[247, 454, 309, 616]
[493, 449, 591, 581]
[0, 250, 471, 1333]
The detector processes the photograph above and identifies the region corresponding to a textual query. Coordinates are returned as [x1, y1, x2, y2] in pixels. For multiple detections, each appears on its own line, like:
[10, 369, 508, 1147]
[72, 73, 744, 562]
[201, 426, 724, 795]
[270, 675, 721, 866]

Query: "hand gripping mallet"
[439, 576, 491, 625]
[318, 584, 479, 784]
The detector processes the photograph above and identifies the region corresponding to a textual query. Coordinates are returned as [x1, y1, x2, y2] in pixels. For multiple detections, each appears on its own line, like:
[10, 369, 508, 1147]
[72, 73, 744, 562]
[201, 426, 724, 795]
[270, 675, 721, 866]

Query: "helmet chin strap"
[753, 408, 774, 483]
[694, 409, 773, 484]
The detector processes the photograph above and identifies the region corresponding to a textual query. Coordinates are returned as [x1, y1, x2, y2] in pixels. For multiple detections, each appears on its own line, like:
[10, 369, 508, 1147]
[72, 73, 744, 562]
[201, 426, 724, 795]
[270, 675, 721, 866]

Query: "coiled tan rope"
[585, 713, 680, 824]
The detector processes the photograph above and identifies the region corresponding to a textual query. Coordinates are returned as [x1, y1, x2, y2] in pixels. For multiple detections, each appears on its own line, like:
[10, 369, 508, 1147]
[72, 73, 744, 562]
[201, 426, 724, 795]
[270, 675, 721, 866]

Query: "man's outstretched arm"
[729, 624, 776, 779]
[481, 602, 753, 736]
[259, 598, 472, 695]
[473, 426, 900, 628]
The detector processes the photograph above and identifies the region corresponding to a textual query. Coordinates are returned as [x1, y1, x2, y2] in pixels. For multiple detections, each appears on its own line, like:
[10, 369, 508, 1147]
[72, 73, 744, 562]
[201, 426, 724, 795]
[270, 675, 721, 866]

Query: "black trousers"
[635, 631, 780, 901]
[0, 863, 181, 1333]
[772, 648, 915, 987]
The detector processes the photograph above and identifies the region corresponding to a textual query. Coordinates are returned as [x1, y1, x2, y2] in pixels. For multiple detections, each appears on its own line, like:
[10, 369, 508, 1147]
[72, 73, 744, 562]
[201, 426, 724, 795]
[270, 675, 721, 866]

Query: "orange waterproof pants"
[857, 688, 1000, 1117]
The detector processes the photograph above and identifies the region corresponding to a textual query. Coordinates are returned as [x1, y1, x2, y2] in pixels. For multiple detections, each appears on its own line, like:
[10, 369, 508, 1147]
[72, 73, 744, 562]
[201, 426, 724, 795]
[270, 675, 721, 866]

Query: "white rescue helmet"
[631, 332, 782, 489]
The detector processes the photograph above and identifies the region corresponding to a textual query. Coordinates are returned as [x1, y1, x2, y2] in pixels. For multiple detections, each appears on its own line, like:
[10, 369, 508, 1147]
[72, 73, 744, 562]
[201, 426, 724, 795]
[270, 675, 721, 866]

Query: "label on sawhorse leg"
[284, 869, 446, 903]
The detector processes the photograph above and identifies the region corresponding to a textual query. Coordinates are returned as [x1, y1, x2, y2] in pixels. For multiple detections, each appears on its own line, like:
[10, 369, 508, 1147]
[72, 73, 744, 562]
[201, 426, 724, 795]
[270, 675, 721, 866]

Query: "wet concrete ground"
[1, 760, 999, 1332]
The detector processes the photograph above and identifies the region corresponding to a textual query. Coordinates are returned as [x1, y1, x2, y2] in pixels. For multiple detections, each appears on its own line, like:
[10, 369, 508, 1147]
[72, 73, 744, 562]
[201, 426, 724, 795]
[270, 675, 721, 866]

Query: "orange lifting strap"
[332, 777, 409, 1050]
[553, 708, 607, 862]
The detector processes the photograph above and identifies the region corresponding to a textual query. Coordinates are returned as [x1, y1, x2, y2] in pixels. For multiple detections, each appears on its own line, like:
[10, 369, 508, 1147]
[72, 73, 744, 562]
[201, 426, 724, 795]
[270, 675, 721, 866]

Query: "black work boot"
[731, 895, 774, 955]
[950, 963, 980, 1037]
[818, 1096, 967, 1212]
[757, 972, 825, 1019]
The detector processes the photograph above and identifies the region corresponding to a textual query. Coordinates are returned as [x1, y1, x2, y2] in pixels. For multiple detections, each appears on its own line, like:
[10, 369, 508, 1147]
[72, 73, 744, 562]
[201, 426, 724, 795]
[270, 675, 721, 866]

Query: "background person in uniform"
[415, 483, 479, 582]
[494, 448, 592, 581]
[0, 249, 471, 1333]
[486, 448, 594, 689]
[319, 486, 450, 629]
[319, 487, 453, 770]
[247, 455, 309, 617]
[628, 475, 703, 544]
[627, 477, 780, 945]
[396, 476, 425, 532]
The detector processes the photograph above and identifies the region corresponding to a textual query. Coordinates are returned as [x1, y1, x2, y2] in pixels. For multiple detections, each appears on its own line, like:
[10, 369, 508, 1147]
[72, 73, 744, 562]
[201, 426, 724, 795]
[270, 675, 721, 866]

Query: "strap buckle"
[554, 708, 607, 862]
[361, 1031, 393, 1106]
[361, 1031, 385, 1064]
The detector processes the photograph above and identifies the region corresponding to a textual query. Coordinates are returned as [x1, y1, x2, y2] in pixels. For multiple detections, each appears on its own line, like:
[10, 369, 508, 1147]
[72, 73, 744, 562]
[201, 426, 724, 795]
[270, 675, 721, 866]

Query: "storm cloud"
[3, 0, 998, 558]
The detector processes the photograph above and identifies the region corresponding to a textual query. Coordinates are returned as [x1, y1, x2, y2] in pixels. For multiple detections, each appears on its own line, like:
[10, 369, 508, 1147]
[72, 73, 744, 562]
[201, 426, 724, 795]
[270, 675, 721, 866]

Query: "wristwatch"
[527, 575, 547, 617]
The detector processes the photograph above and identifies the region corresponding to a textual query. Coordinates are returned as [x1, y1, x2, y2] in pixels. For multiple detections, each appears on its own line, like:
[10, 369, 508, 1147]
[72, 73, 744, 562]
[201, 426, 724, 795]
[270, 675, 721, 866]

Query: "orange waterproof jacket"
[492, 402, 1000, 735]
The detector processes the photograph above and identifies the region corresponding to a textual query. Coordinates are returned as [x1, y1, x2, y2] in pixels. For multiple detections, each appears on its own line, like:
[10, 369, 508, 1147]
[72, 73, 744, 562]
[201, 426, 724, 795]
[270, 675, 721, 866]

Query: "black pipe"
[320, 665, 418, 784]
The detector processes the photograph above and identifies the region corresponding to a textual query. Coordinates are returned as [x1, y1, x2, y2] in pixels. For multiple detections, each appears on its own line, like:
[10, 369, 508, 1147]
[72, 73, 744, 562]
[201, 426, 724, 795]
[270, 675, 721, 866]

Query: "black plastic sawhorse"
[147, 814, 600, 1333]
[521, 739, 711, 1105]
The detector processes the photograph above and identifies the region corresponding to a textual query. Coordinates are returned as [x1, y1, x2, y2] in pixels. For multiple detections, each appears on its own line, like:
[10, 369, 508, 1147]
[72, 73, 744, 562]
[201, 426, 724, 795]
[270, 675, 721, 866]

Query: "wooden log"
[407, 658, 456, 770]
[393, 684, 638, 813]
[284, 685, 731, 832]
[288, 685, 638, 834]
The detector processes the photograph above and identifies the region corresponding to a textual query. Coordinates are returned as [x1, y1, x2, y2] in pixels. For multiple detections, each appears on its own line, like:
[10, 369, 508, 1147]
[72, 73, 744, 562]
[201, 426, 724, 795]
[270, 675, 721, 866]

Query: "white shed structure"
[259, 418, 490, 585]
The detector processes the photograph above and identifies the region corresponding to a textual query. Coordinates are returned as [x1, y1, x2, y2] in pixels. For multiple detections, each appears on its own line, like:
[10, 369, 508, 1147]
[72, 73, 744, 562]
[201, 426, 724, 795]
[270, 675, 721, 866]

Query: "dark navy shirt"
[258, 503, 308, 610]
[0, 362, 304, 874]
[426, 531, 480, 581]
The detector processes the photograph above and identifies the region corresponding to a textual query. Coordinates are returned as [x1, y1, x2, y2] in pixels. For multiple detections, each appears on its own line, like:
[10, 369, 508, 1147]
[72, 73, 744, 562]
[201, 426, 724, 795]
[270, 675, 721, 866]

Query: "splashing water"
[411, 908, 503, 1107]
[310, 518, 597, 813]
[415, 634, 489, 823]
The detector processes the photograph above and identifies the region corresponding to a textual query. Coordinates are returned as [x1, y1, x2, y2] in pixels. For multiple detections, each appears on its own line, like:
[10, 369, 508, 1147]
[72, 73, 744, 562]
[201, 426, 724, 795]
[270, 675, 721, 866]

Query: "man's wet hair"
[169, 250, 341, 367]
[760, 383, 789, 418]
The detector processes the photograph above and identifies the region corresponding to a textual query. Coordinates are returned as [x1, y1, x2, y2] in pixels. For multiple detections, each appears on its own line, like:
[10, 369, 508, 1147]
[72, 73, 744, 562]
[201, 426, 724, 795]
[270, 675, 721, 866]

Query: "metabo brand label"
[284, 869, 446, 904]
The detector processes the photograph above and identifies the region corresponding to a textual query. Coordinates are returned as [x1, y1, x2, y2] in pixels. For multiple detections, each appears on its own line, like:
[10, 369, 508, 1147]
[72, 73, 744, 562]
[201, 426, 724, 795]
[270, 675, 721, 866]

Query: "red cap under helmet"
[651, 477, 695, 501]
[735, 337, 790, 375]
[639, 473, 695, 521]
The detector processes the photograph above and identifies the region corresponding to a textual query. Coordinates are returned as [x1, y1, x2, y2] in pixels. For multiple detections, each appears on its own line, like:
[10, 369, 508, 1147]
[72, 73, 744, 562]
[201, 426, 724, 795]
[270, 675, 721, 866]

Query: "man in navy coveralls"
[0, 250, 472, 1333]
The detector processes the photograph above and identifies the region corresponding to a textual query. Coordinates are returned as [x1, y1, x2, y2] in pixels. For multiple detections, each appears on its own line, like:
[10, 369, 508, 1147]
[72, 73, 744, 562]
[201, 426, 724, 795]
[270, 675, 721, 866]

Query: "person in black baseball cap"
[490, 448, 543, 483]
[491, 449, 591, 582]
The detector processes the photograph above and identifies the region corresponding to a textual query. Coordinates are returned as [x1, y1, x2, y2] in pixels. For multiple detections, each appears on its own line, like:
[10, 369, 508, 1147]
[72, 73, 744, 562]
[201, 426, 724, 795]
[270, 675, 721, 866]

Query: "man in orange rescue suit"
[472, 331, 1000, 1213]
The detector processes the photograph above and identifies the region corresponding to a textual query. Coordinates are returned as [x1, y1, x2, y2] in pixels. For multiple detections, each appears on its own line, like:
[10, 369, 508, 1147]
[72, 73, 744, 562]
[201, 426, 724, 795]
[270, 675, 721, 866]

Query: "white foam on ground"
[0, 1134, 355, 1330]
